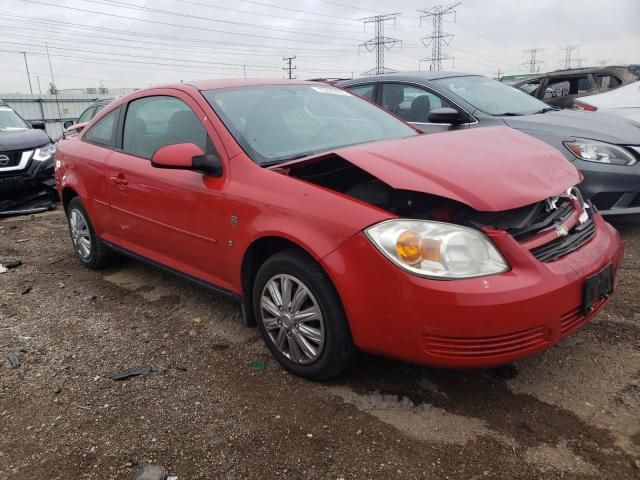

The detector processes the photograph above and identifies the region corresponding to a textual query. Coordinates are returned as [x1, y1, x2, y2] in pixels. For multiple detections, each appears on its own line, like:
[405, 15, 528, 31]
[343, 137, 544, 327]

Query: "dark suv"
[514, 65, 640, 109]
[0, 100, 57, 213]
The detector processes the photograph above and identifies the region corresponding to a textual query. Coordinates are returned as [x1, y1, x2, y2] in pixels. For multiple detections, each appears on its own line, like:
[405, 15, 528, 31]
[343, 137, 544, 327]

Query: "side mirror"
[30, 120, 46, 130]
[428, 107, 467, 125]
[63, 120, 74, 129]
[151, 143, 223, 177]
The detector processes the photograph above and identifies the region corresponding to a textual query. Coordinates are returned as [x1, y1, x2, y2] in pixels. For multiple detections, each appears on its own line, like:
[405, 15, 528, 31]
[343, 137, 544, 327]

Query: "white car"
[574, 81, 640, 122]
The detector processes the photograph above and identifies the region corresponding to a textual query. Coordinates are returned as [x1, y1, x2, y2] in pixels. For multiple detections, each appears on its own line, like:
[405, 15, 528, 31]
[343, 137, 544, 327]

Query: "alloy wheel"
[69, 209, 92, 260]
[259, 274, 325, 365]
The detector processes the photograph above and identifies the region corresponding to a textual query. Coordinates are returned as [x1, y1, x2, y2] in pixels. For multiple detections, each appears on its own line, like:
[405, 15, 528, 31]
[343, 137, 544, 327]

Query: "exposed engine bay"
[281, 154, 594, 262]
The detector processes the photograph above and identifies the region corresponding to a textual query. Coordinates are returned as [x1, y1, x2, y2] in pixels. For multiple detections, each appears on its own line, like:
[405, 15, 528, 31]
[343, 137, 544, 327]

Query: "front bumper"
[0, 157, 55, 199]
[321, 214, 623, 368]
[575, 155, 640, 215]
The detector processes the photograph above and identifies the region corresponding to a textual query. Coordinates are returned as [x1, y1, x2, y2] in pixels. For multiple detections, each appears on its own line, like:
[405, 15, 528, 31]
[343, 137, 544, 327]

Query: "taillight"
[573, 101, 598, 112]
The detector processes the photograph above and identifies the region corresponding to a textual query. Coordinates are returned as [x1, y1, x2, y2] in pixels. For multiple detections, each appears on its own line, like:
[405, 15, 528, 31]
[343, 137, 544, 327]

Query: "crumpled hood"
[282, 126, 580, 212]
[0, 128, 51, 151]
[502, 108, 640, 145]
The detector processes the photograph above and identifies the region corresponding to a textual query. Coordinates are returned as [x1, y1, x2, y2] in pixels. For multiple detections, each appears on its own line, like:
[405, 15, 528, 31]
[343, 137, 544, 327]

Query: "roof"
[339, 71, 477, 85]
[185, 79, 317, 91]
[514, 65, 640, 83]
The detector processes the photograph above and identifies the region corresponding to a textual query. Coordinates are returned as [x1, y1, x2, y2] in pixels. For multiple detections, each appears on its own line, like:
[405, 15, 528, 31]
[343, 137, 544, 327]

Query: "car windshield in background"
[203, 84, 417, 165]
[433, 76, 550, 116]
[0, 106, 28, 131]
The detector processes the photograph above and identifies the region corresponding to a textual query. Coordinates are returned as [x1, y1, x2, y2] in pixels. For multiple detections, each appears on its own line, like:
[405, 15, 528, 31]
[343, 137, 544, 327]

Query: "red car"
[55, 80, 623, 379]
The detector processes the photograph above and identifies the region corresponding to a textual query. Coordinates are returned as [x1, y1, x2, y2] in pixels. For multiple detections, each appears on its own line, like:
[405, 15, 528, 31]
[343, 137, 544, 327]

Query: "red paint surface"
[55, 81, 623, 368]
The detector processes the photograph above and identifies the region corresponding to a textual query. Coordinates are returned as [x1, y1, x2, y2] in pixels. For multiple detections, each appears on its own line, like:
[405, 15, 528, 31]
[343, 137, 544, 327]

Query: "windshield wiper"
[533, 107, 560, 114]
[494, 112, 525, 116]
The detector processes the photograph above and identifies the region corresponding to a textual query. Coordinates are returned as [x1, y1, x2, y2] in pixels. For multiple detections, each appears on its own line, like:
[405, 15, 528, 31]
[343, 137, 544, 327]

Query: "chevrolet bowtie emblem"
[556, 225, 569, 238]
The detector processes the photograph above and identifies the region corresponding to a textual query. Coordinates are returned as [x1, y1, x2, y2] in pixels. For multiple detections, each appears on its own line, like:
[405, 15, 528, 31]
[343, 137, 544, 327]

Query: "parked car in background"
[513, 65, 640, 109]
[0, 99, 58, 215]
[63, 97, 114, 135]
[56, 80, 622, 379]
[573, 81, 640, 123]
[338, 72, 640, 215]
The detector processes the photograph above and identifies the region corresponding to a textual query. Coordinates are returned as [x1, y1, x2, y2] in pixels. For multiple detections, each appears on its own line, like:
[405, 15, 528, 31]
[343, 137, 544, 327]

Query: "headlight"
[365, 220, 509, 279]
[563, 139, 637, 166]
[32, 143, 56, 161]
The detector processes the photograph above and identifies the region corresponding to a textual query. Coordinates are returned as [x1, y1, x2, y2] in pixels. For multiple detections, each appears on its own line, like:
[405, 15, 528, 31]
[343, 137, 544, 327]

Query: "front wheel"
[253, 250, 356, 380]
[67, 197, 115, 269]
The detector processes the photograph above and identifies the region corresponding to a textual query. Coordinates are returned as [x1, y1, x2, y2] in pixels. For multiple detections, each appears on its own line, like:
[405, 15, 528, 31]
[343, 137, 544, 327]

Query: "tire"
[67, 197, 115, 269]
[253, 250, 356, 380]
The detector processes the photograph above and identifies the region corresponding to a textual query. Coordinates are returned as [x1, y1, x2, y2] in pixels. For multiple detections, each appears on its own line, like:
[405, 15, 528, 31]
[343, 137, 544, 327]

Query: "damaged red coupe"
[55, 80, 623, 379]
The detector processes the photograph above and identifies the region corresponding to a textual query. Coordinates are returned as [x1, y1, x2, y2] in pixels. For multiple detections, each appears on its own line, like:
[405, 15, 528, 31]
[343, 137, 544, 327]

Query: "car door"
[377, 82, 470, 133]
[103, 90, 234, 291]
[76, 106, 122, 230]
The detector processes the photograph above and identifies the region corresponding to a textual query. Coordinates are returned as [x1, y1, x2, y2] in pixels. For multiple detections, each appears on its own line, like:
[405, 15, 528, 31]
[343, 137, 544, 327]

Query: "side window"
[346, 84, 375, 101]
[545, 76, 592, 99]
[577, 77, 591, 94]
[93, 104, 106, 117]
[380, 83, 454, 123]
[544, 79, 570, 99]
[595, 74, 622, 90]
[122, 96, 208, 159]
[84, 108, 118, 147]
[516, 80, 541, 95]
[77, 106, 95, 124]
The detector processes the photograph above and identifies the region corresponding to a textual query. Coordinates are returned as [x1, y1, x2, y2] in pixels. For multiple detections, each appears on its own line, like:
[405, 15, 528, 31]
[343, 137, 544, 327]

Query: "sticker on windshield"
[311, 86, 350, 96]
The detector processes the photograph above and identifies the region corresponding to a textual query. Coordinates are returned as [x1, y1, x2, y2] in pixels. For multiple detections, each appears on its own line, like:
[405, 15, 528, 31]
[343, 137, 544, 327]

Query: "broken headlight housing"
[365, 220, 509, 279]
[563, 139, 637, 166]
[32, 143, 56, 161]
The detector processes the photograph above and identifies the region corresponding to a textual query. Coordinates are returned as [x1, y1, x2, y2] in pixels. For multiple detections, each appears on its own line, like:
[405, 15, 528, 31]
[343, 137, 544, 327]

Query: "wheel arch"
[240, 235, 321, 327]
[61, 186, 79, 213]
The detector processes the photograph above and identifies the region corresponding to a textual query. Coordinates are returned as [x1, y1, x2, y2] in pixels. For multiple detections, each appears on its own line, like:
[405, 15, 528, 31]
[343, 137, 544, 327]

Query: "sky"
[1, 0, 639, 93]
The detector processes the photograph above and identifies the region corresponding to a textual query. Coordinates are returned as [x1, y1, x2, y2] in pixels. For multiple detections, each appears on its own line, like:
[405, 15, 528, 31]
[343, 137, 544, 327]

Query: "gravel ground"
[1, 209, 639, 480]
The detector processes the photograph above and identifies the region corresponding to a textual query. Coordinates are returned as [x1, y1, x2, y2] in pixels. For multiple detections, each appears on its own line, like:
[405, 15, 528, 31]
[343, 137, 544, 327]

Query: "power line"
[521, 48, 544, 73]
[21, 52, 33, 94]
[418, 3, 461, 71]
[0, 13, 357, 53]
[0, 40, 282, 71]
[45, 41, 63, 119]
[84, 0, 364, 42]
[316, 0, 384, 14]
[173, 0, 362, 30]
[283, 56, 297, 79]
[359, 13, 402, 76]
[196, 0, 362, 24]
[1, 25, 364, 63]
[20, 0, 356, 46]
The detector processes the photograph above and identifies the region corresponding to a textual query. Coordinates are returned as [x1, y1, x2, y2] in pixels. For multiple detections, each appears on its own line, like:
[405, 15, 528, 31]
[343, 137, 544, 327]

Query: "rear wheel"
[253, 250, 356, 380]
[67, 197, 115, 269]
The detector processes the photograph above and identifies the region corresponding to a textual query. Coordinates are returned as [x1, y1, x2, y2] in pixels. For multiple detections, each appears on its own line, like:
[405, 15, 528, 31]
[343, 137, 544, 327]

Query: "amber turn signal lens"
[396, 230, 422, 265]
[421, 238, 442, 262]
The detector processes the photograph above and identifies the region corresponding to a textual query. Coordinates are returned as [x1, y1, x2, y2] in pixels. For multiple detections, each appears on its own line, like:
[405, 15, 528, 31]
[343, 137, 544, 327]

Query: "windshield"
[0, 106, 28, 131]
[203, 84, 417, 165]
[433, 76, 550, 116]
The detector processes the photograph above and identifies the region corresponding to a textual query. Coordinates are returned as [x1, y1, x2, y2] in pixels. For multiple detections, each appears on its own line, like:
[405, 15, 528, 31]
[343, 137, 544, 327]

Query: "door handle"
[110, 175, 128, 186]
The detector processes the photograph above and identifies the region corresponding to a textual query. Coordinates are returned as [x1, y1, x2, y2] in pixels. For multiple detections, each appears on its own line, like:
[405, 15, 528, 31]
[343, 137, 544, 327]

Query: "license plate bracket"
[582, 263, 614, 315]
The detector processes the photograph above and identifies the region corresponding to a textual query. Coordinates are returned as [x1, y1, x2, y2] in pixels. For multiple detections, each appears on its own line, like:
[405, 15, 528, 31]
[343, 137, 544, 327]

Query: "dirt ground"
[1, 209, 639, 480]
